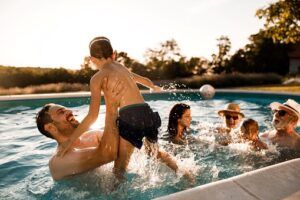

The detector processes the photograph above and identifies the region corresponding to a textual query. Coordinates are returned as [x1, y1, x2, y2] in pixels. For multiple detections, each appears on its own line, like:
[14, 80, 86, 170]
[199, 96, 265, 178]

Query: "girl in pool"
[164, 103, 192, 145]
[240, 118, 267, 151]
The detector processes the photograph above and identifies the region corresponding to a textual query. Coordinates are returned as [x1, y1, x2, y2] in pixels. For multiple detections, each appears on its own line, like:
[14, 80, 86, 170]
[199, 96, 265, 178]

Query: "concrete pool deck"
[157, 158, 300, 200]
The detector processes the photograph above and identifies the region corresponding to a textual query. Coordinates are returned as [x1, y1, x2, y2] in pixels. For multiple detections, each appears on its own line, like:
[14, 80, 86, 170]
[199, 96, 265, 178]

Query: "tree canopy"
[256, 0, 300, 44]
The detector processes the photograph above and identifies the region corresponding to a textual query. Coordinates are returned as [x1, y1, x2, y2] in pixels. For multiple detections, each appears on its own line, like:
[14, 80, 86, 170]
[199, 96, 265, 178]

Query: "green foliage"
[256, 0, 300, 44]
[0, 83, 89, 95]
[210, 36, 232, 74]
[143, 39, 206, 79]
[0, 65, 97, 88]
[227, 30, 291, 75]
[158, 73, 282, 89]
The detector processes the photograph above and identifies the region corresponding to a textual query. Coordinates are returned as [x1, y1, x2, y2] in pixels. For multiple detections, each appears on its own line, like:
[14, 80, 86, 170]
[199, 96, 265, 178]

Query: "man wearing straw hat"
[261, 99, 300, 151]
[216, 102, 245, 145]
[218, 102, 245, 132]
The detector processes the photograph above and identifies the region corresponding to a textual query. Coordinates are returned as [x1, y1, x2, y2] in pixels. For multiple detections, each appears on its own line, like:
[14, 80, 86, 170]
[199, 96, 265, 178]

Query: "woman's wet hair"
[167, 103, 190, 139]
[89, 36, 113, 59]
[36, 104, 54, 139]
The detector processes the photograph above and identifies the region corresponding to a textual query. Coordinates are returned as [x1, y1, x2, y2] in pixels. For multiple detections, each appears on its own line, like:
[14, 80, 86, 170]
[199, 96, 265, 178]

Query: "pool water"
[0, 91, 299, 200]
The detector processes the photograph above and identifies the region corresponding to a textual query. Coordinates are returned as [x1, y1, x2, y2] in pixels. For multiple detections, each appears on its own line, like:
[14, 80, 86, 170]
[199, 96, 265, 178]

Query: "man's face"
[272, 107, 297, 130]
[224, 112, 241, 129]
[48, 105, 79, 135]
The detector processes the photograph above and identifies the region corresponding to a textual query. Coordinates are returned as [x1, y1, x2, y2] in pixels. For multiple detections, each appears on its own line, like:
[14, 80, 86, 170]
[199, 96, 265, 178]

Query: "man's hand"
[57, 77, 125, 157]
[102, 77, 126, 108]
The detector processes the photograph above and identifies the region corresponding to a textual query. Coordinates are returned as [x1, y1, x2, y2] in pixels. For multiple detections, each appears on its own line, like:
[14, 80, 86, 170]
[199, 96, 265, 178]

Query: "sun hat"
[218, 103, 245, 118]
[270, 99, 300, 126]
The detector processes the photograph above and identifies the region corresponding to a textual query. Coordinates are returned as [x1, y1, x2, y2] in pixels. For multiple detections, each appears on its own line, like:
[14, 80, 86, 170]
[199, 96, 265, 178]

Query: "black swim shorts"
[116, 103, 161, 149]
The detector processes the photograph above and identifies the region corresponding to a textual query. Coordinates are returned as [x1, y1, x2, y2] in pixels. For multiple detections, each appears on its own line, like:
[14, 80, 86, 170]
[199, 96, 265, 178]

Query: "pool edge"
[0, 89, 299, 101]
[156, 158, 300, 200]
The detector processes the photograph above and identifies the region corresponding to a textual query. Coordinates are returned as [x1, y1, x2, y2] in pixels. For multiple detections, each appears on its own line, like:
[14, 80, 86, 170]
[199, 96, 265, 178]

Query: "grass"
[155, 73, 282, 89]
[0, 83, 89, 95]
[0, 74, 298, 95]
[230, 85, 300, 93]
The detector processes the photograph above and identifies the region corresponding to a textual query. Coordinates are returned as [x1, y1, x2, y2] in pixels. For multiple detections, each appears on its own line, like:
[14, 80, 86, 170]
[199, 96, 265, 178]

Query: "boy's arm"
[131, 72, 162, 92]
[59, 75, 103, 156]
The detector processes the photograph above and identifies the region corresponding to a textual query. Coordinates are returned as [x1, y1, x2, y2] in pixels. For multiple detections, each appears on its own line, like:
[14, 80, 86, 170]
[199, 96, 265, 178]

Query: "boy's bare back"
[92, 61, 144, 108]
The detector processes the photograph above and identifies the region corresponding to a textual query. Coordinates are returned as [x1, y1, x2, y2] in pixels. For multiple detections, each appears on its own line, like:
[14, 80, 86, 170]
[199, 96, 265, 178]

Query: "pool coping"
[0, 89, 299, 101]
[156, 158, 300, 200]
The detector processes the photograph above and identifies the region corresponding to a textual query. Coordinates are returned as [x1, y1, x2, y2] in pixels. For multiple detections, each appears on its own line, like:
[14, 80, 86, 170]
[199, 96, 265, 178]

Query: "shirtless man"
[36, 79, 187, 181]
[35, 78, 122, 180]
[260, 99, 300, 151]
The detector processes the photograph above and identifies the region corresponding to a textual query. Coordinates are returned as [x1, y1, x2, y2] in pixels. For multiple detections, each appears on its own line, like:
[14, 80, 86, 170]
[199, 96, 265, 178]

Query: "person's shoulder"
[90, 71, 105, 85]
[82, 130, 103, 136]
[294, 135, 300, 151]
[49, 152, 60, 179]
[80, 130, 103, 146]
[259, 130, 275, 139]
[254, 139, 268, 150]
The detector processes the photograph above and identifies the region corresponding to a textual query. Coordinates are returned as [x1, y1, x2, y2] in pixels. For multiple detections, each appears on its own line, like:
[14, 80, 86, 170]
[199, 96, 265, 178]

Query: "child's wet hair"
[89, 36, 113, 59]
[241, 118, 259, 135]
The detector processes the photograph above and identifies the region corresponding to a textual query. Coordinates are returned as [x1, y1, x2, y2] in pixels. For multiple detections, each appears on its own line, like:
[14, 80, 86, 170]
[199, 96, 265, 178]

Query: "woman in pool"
[164, 103, 192, 145]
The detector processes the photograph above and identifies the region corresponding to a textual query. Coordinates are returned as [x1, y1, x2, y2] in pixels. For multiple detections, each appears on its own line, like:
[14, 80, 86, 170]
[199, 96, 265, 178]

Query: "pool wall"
[0, 89, 299, 101]
[156, 158, 300, 200]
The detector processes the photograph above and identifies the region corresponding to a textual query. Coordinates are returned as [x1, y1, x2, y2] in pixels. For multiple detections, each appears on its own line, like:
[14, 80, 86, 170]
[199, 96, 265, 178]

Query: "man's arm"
[58, 75, 103, 156]
[50, 103, 119, 180]
[156, 150, 178, 172]
[50, 78, 125, 180]
[131, 72, 162, 92]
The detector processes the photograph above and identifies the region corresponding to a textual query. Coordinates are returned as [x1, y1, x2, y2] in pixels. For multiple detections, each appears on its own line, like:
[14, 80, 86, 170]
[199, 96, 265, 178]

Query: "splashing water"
[0, 91, 299, 200]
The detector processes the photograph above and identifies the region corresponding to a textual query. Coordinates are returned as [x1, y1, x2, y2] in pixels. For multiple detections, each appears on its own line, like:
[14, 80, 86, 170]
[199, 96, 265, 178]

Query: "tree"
[186, 57, 209, 75]
[116, 51, 151, 78]
[144, 39, 187, 79]
[256, 0, 300, 44]
[210, 36, 232, 74]
[144, 39, 181, 63]
[116, 51, 134, 68]
[227, 30, 290, 75]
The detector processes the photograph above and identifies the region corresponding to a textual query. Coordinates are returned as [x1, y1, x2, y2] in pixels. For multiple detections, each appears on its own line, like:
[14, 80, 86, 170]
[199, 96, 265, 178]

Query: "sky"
[0, 0, 275, 70]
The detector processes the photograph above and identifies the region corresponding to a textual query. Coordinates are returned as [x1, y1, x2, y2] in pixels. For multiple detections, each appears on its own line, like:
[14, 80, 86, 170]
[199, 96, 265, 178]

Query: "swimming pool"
[1, 91, 299, 200]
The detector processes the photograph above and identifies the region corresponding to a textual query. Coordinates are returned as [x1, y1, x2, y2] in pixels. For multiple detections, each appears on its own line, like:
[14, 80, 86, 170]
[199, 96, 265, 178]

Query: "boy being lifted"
[60, 36, 163, 175]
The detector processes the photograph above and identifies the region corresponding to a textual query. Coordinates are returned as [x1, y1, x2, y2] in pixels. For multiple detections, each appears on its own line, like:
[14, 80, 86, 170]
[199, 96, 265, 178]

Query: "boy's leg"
[113, 137, 135, 178]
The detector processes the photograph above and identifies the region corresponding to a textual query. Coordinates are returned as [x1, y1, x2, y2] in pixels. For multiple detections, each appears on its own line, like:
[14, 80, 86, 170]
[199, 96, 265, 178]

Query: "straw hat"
[270, 99, 300, 126]
[218, 103, 245, 118]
